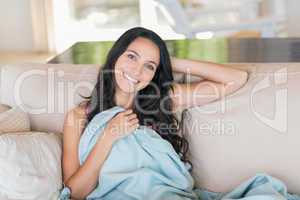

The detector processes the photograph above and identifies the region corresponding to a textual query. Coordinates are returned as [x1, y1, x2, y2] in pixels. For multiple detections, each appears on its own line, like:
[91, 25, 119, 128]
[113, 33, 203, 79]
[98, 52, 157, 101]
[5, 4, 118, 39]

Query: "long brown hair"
[79, 27, 192, 168]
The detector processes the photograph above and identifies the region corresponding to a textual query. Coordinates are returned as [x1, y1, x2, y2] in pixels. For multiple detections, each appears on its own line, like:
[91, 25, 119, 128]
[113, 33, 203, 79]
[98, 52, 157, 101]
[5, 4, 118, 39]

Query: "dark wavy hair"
[80, 27, 191, 167]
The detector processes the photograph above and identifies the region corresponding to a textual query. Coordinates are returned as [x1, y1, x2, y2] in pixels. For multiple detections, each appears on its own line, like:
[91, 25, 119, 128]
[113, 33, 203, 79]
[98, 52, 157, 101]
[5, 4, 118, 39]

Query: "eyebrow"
[126, 49, 158, 66]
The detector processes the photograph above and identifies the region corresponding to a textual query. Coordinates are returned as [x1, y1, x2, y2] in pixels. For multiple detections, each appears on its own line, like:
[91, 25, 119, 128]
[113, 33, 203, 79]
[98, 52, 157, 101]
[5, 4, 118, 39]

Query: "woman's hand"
[102, 109, 139, 144]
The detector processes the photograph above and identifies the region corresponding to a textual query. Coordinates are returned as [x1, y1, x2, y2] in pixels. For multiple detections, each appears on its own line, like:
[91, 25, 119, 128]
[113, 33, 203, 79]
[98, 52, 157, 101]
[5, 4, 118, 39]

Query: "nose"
[131, 63, 143, 77]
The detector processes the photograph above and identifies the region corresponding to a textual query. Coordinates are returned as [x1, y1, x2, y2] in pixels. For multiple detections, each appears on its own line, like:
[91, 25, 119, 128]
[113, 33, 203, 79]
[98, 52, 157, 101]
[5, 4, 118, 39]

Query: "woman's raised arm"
[170, 57, 248, 110]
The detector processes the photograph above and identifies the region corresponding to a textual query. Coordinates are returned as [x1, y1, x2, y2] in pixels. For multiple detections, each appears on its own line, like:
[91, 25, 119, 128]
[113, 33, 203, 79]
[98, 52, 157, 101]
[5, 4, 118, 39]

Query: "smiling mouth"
[123, 72, 139, 84]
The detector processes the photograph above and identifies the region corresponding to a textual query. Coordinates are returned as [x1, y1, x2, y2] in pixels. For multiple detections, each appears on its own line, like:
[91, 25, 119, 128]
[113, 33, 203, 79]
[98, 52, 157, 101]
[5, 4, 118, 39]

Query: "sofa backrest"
[0, 63, 184, 134]
[0, 63, 99, 133]
[0, 65, 3, 96]
[182, 63, 300, 194]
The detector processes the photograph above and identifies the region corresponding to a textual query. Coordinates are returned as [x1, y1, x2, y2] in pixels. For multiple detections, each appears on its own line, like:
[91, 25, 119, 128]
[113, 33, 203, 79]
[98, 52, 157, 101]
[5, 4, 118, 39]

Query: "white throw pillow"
[0, 106, 31, 135]
[0, 132, 62, 200]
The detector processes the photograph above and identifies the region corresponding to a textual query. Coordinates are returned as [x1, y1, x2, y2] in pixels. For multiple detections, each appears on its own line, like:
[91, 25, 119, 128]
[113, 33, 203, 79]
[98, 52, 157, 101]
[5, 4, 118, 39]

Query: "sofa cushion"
[0, 106, 31, 134]
[182, 63, 300, 194]
[0, 132, 62, 200]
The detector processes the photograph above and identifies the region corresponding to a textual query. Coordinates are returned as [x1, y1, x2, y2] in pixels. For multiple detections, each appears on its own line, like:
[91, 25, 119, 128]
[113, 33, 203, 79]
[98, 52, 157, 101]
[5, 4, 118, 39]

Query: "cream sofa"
[0, 63, 299, 199]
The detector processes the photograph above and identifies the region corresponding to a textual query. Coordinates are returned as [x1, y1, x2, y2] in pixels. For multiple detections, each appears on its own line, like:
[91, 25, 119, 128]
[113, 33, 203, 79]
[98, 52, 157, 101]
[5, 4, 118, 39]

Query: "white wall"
[286, 0, 300, 37]
[0, 0, 34, 51]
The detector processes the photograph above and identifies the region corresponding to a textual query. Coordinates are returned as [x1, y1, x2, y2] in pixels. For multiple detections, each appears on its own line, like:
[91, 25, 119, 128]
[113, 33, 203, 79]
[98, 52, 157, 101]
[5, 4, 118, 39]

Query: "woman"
[61, 27, 248, 199]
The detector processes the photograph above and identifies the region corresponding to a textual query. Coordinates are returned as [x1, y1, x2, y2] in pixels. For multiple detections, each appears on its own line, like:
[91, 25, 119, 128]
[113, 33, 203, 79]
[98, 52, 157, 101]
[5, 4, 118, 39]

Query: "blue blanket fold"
[59, 106, 300, 200]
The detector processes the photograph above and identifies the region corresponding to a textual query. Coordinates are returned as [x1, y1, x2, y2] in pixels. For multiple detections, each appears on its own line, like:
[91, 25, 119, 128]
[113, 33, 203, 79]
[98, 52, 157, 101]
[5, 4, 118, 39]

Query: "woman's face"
[114, 37, 160, 94]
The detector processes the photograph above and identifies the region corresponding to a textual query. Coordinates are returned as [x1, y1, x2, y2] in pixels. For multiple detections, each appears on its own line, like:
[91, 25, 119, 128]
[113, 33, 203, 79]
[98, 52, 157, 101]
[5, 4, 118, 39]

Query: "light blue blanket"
[59, 106, 300, 200]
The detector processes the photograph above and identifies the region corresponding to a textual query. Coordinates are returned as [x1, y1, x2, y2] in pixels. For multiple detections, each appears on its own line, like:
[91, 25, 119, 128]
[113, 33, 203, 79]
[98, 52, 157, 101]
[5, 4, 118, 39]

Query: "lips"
[123, 72, 139, 84]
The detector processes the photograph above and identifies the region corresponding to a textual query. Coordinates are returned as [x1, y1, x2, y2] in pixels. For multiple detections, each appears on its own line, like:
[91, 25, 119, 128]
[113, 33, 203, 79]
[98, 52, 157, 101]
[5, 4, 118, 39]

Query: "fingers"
[127, 113, 137, 121]
[125, 115, 139, 135]
[117, 109, 140, 137]
[123, 110, 138, 123]
[132, 123, 139, 129]
[118, 121, 139, 138]
[128, 118, 139, 126]
[124, 123, 139, 137]
[126, 112, 139, 127]
[123, 109, 133, 115]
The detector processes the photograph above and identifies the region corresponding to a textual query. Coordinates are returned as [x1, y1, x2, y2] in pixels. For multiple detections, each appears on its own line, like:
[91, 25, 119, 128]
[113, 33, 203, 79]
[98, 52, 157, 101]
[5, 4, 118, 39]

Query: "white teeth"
[124, 72, 138, 84]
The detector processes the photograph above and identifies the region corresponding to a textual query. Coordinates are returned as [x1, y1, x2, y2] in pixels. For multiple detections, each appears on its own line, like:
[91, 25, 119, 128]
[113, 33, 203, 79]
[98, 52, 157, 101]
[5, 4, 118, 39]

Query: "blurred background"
[0, 0, 299, 63]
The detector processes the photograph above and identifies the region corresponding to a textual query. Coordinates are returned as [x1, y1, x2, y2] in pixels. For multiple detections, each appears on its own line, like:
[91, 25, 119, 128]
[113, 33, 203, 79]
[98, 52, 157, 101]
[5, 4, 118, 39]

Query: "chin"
[115, 80, 139, 94]
[115, 73, 142, 94]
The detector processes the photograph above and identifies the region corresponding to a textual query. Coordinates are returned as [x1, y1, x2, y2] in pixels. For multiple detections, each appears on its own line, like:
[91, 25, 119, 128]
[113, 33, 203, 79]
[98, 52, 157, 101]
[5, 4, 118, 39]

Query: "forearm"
[65, 134, 113, 199]
[171, 57, 248, 85]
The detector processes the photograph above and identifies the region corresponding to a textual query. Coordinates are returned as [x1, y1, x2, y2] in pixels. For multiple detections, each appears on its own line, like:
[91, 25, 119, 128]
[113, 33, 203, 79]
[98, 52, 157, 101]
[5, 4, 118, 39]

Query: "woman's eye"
[127, 54, 135, 60]
[145, 64, 155, 71]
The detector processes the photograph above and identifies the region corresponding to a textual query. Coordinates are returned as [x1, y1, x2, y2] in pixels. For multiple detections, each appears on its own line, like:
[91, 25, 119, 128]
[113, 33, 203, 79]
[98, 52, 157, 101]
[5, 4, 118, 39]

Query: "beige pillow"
[0, 131, 62, 199]
[0, 106, 31, 134]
